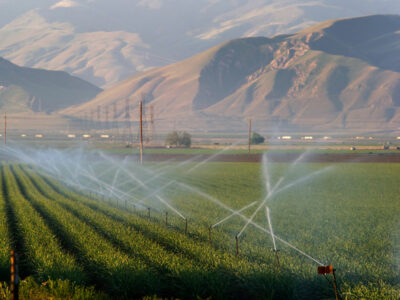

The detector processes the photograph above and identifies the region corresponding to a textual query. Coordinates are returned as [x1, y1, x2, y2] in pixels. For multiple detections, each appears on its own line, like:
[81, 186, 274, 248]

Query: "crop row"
[1, 164, 85, 283]
[17, 164, 296, 299]
[1, 161, 398, 299]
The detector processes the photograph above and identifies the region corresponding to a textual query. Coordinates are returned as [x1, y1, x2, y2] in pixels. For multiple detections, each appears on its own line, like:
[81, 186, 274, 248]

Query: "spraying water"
[237, 177, 284, 238]
[266, 206, 277, 251]
[212, 201, 257, 228]
[185, 140, 242, 174]
[177, 181, 324, 265]
[2, 142, 330, 266]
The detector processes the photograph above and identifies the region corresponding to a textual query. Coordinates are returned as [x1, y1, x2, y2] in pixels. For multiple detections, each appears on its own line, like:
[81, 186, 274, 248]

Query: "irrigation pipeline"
[177, 182, 325, 266]
[5, 146, 326, 267]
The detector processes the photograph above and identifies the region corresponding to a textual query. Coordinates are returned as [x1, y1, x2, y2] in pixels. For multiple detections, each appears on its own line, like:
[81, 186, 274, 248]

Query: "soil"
[134, 153, 400, 163]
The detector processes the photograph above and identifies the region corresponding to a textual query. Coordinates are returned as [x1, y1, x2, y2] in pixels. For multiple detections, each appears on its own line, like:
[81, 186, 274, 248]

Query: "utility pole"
[248, 118, 252, 153]
[139, 101, 143, 164]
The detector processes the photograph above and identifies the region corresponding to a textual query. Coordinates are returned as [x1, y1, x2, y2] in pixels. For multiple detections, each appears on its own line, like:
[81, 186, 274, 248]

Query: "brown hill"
[0, 57, 101, 113]
[62, 15, 400, 132]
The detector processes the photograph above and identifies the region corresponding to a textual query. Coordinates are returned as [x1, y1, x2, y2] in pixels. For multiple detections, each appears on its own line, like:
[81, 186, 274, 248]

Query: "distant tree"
[180, 132, 192, 147]
[165, 131, 192, 147]
[251, 132, 265, 145]
[165, 131, 180, 146]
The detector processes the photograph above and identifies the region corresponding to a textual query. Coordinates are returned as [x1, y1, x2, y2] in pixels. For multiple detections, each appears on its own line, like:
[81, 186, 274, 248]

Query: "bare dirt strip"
[134, 153, 400, 163]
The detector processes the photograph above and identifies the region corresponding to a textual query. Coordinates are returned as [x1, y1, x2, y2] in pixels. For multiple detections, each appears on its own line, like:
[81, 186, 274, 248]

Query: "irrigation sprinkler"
[178, 182, 325, 266]
[318, 265, 340, 300]
[235, 235, 239, 256]
[165, 212, 168, 226]
[5, 145, 331, 277]
[237, 177, 284, 239]
[266, 207, 280, 270]
[147, 207, 151, 219]
[273, 249, 281, 271]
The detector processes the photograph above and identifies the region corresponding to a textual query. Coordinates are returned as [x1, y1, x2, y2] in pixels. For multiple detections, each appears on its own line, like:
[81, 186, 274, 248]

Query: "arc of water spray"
[109, 167, 122, 197]
[266, 207, 277, 251]
[139, 180, 176, 203]
[212, 201, 257, 228]
[99, 152, 147, 188]
[289, 149, 312, 171]
[261, 149, 312, 204]
[101, 157, 187, 219]
[121, 155, 202, 196]
[108, 156, 130, 196]
[262, 154, 271, 195]
[237, 176, 284, 238]
[269, 166, 334, 203]
[176, 182, 324, 266]
[75, 164, 141, 202]
[155, 195, 186, 219]
[185, 140, 242, 174]
[36, 168, 145, 208]
[6, 146, 149, 210]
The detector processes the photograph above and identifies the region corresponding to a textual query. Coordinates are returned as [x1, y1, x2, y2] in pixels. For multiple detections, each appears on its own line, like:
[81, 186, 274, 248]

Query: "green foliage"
[0, 162, 398, 298]
[1, 164, 85, 283]
[165, 131, 192, 147]
[0, 277, 107, 300]
[251, 132, 265, 144]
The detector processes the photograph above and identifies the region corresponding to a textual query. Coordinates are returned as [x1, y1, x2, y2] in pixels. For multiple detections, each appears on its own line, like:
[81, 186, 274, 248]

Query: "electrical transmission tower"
[112, 102, 120, 143]
[124, 98, 133, 146]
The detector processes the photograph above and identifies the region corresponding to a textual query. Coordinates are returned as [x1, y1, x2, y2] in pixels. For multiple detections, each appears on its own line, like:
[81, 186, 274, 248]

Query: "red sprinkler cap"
[318, 265, 334, 274]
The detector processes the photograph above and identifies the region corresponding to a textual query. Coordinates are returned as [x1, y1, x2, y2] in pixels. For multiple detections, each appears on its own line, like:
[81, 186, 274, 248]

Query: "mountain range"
[61, 15, 400, 132]
[1, 1, 400, 87]
[0, 57, 101, 113]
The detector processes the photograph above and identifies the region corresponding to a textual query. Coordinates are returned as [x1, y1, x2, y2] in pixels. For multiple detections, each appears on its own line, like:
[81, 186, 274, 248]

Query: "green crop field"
[0, 159, 398, 299]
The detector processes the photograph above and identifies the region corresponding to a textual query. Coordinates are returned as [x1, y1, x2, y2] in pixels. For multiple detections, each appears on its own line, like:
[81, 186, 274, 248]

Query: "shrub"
[165, 131, 192, 147]
[251, 132, 265, 145]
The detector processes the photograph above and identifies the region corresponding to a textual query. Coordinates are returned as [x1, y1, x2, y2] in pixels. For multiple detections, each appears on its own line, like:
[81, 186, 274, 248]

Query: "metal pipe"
[332, 269, 339, 300]
[235, 235, 239, 256]
[274, 249, 281, 271]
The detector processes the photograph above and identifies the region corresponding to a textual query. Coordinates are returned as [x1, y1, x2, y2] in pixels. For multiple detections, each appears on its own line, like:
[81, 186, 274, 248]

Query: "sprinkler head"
[318, 265, 334, 275]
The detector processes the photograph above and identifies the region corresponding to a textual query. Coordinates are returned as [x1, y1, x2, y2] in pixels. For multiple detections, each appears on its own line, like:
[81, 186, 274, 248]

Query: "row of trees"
[164, 131, 265, 148]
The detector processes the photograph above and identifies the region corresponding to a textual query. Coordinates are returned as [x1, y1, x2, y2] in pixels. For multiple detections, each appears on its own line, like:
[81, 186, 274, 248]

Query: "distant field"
[0, 159, 398, 299]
